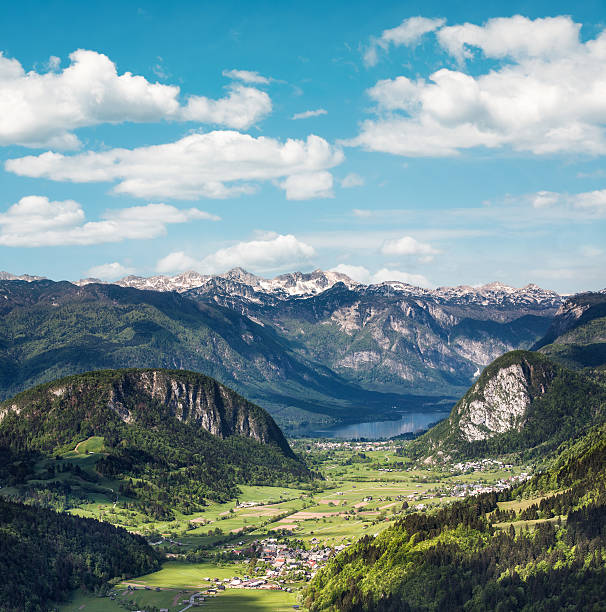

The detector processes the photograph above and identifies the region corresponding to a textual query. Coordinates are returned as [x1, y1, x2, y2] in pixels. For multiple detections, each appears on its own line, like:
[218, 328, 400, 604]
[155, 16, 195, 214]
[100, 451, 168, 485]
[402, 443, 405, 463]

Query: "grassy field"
[132, 561, 250, 587]
[17, 437, 549, 612]
[203, 589, 299, 610]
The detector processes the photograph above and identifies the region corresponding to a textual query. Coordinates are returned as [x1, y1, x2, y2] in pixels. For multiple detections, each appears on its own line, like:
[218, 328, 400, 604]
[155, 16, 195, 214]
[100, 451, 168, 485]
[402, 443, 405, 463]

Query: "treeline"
[0, 497, 160, 612]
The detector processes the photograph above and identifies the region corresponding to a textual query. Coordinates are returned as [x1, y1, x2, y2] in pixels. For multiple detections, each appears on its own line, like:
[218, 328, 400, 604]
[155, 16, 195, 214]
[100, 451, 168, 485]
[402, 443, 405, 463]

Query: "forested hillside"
[305, 419, 606, 611]
[0, 497, 159, 611]
[410, 351, 606, 461]
[0, 368, 312, 518]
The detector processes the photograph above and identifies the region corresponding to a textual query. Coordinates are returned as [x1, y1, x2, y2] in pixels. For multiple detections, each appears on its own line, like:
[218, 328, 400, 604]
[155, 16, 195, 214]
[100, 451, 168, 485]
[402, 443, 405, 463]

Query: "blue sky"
[1, 0, 605, 293]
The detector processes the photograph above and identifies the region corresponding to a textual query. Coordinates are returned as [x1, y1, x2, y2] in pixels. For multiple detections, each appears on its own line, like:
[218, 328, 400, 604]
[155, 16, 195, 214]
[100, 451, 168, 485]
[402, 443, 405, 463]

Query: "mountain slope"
[0, 279, 424, 427]
[186, 278, 559, 396]
[0, 368, 311, 517]
[533, 291, 606, 369]
[0, 497, 159, 611]
[411, 350, 606, 460]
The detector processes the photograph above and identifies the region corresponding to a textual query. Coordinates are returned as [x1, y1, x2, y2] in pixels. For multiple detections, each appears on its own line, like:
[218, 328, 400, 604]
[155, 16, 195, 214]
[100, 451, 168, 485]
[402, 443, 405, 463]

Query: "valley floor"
[40, 438, 537, 612]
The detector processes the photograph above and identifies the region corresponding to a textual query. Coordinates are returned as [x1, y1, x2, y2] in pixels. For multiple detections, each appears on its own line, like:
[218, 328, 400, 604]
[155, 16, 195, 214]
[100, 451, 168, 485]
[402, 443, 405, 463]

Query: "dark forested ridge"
[0, 497, 159, 612]
[0, 368, 312, 517]
[533, 290, 606, 370]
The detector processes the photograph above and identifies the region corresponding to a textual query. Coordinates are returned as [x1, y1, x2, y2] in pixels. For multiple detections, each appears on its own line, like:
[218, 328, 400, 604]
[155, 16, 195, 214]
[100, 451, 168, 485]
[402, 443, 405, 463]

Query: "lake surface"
[303, 411, 450, 440]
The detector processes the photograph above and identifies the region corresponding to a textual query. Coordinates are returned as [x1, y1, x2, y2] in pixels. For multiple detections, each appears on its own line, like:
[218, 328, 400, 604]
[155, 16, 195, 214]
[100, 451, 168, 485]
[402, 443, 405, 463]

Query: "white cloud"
[0, 196, 218, 247]
[330, 264, 431, 287]
[352, 208, 372, 218]
[437, 15, 580, 63]
[87, 262, 135, 279]
[180, 84, 271, 130]
[330, 264, 372, 283]
[222, 69, 270, 84]
[372, 268, 431, 287]
[155, 251, 199, 273]
[292, 109, 328, 120]
[341, 173, 364, 188]
[531, 191, 560, 208]
[353, 16, 606, 157]
[364, 17, 446, 66]
[0, 49, 272, 148]
[157, 233, 316, 274]
[381, 235, 439, 262]
[6, 132, 344, 200]
[580, 245, 604, 257]
[279, 171, 334, 200]
[572, 189, 606, 210]
[524, 188, 606, 215]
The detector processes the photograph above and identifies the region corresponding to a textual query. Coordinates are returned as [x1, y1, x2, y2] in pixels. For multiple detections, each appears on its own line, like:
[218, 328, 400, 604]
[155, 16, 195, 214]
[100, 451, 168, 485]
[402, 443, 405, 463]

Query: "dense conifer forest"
[0, 497, 160, 611]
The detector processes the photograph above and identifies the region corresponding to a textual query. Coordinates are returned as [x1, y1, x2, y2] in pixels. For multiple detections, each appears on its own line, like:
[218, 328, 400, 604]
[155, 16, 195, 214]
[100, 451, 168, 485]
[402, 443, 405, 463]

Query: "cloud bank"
[6, 132, 344, 200]
[0, 197, 218, 246]
[0, 49, 271, 148]
[355, 16, 606, 157]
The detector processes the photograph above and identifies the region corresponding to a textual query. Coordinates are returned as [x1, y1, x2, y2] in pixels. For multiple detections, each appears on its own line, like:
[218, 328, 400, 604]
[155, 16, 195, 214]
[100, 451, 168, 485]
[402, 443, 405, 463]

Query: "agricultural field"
[19, 436, 537, 611]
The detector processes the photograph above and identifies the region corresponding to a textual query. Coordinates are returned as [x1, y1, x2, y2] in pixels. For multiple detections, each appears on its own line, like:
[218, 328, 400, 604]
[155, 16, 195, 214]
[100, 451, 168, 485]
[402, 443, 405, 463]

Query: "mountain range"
[0, 269, 566, 429]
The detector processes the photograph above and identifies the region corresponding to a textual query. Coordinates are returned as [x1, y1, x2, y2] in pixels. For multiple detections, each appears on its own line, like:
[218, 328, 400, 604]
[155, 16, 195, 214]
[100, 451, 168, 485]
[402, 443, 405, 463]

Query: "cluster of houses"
[226, 537, 347, 585]
[449, 472, 531, 497]
[305, 440, 397, 453]
[451, 458, 516, 472]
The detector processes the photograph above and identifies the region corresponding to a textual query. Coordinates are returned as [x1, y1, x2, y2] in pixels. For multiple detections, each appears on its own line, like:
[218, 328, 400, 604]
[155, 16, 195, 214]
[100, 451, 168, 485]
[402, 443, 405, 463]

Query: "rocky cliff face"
[454, 356, 557, 442]
[1, 368, 295, 457]
[185, 281, 559, 395]
[110, 369, 290, 449]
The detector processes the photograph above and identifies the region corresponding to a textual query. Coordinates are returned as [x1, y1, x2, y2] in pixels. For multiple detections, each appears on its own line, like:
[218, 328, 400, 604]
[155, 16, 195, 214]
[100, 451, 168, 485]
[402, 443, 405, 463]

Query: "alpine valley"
[2, 273, 606, 612]
[0, 269, 561, 429]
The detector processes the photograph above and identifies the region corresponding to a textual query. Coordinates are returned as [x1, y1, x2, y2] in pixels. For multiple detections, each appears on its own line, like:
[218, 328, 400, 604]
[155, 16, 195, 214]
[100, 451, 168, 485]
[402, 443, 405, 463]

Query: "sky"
[1, 0, 605, 293]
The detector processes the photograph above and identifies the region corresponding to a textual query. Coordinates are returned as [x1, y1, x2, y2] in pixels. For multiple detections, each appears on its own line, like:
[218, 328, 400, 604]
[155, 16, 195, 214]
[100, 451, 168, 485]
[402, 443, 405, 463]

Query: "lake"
[302, 411, 450, 440]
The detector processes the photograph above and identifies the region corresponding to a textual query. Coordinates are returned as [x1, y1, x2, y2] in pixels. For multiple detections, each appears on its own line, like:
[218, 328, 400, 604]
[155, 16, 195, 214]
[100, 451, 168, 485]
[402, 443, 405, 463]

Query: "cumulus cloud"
[279, 171, 334, 200]
[572, 189, 606, 210]
[341, 173, 364, 188]
[292, 109, 328, 120]
[353, 16, 606, 157]
[381, 235, 440, 262]
[0, 49, 271, 148]
[330, 264, 431, 287]
[372, 268, 431, 287]
[157, 233, 316, 274]
[6, 132, 343, 200]
[364, 17, 446, 66]
[0, 196, 218, 247]
[222, 69, 271, 84]
[87, 262, 135, 279]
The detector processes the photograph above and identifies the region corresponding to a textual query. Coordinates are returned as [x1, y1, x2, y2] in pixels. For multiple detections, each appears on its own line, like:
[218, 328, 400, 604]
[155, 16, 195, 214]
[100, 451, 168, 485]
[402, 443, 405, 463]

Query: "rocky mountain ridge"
[73, 267, 563, 308]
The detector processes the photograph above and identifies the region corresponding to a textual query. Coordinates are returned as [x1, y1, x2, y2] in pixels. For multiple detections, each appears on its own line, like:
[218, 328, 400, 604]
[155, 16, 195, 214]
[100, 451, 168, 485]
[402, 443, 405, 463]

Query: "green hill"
[0, 368, 311, 518]
[410, 350, 606, 461]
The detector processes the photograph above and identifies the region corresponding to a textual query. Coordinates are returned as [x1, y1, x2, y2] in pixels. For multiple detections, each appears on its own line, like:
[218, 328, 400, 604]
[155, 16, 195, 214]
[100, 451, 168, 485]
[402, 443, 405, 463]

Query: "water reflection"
[307, 411, 450, 440]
